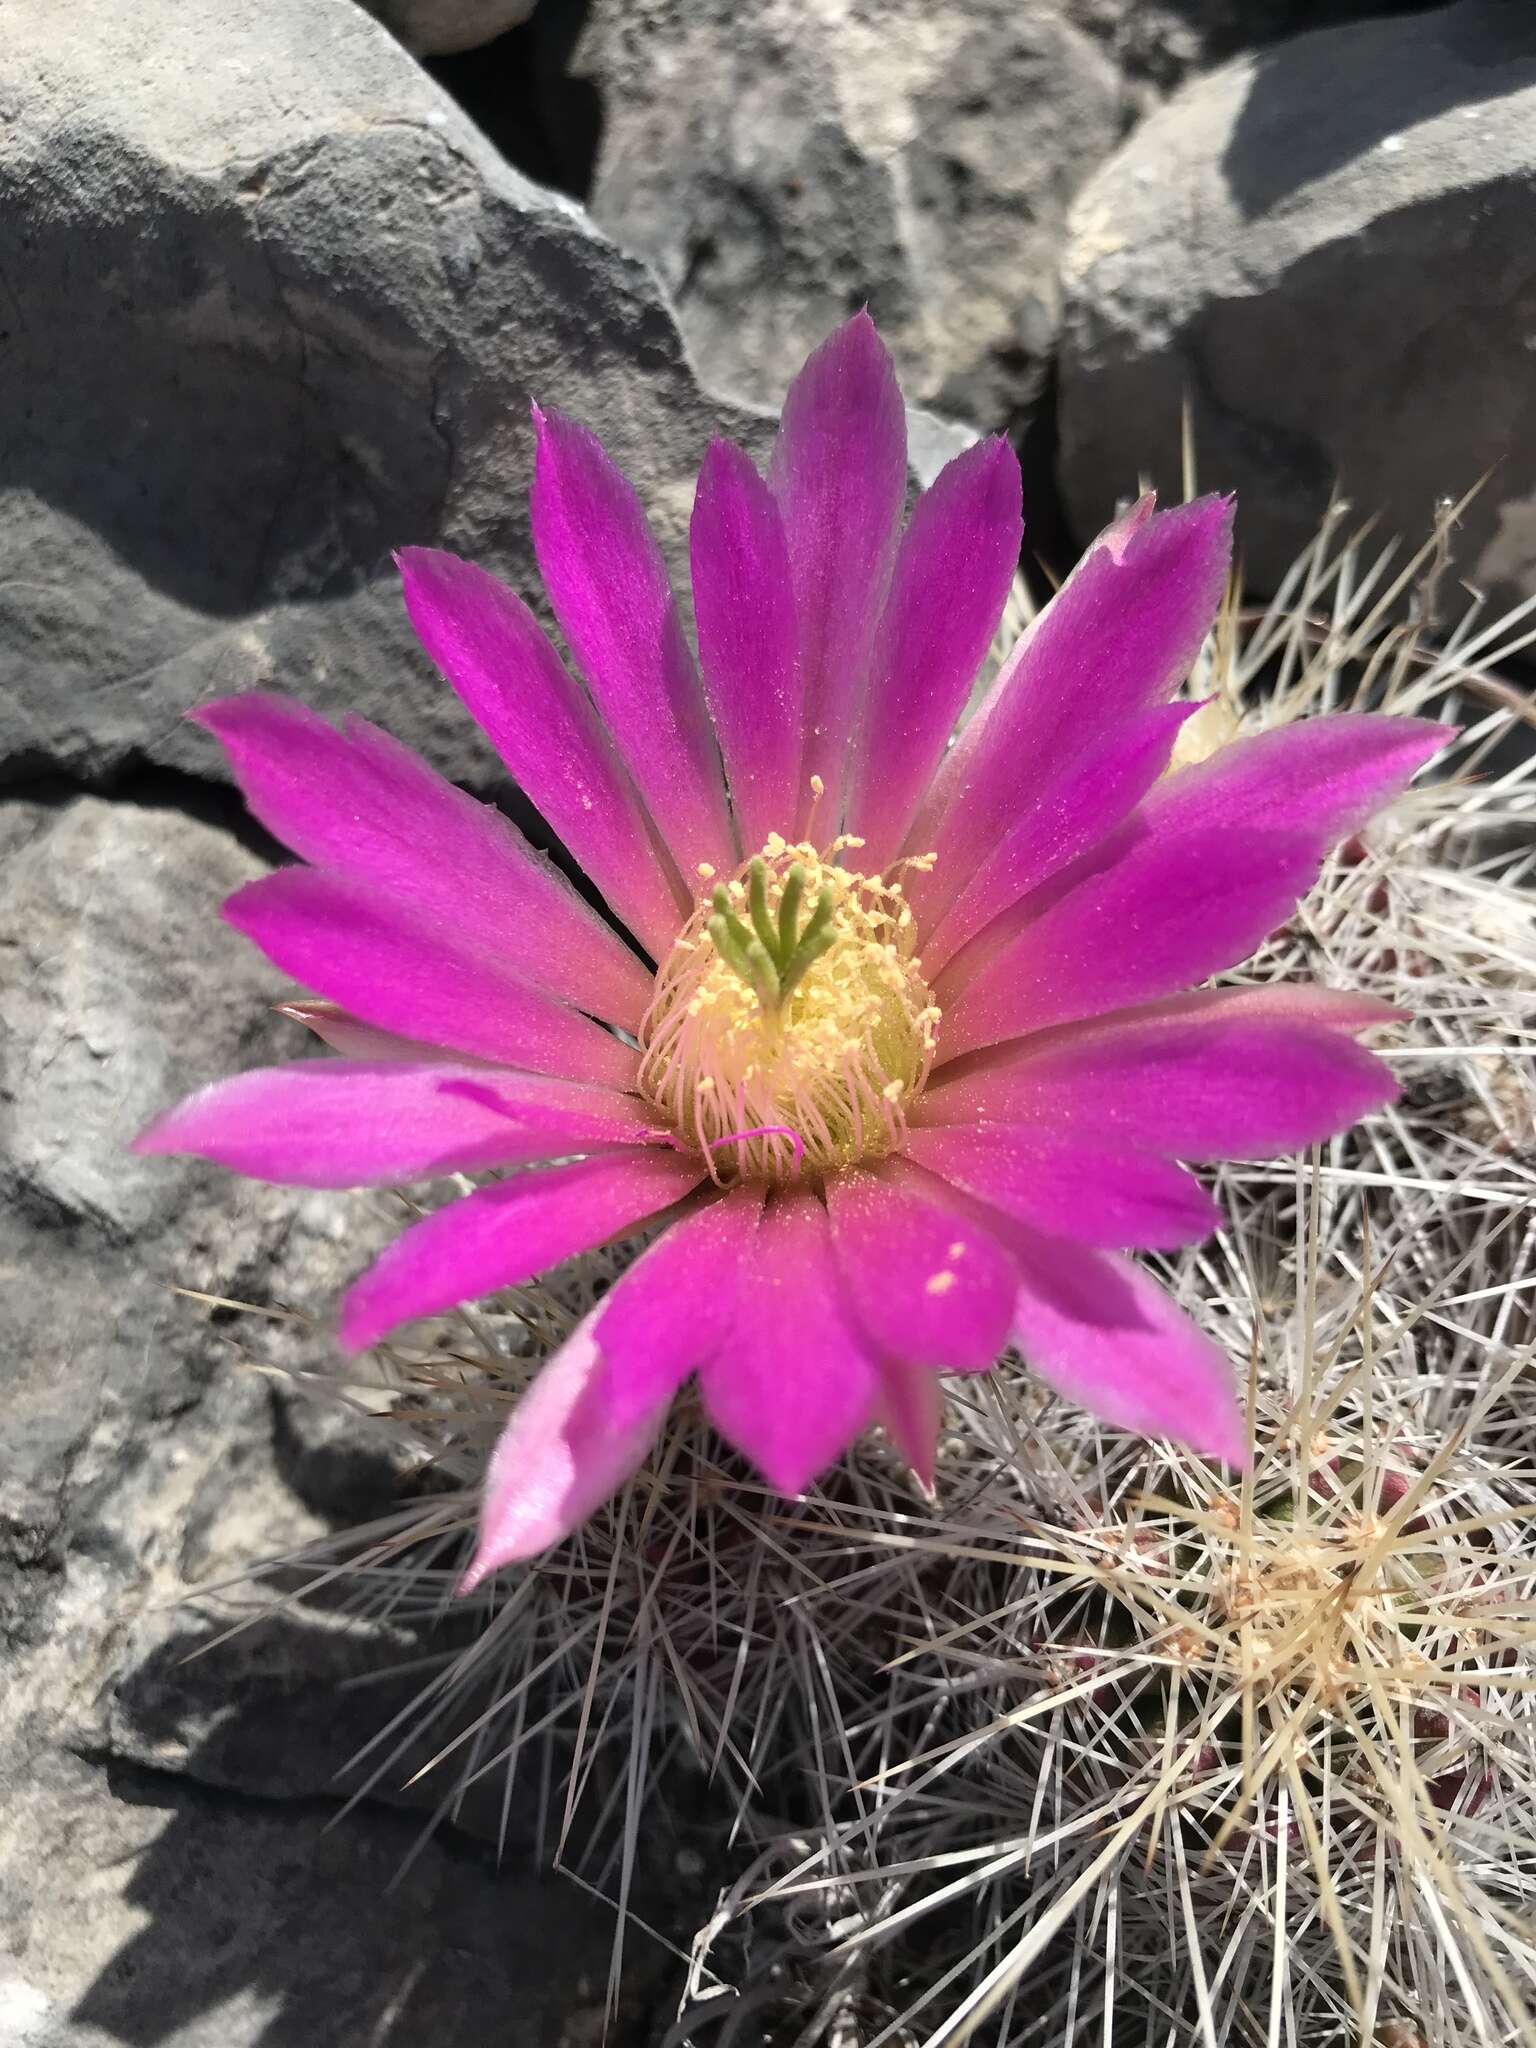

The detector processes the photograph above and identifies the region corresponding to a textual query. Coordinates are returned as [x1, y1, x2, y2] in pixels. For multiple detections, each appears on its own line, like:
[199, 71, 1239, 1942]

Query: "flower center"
[638, 835, 940, 1183]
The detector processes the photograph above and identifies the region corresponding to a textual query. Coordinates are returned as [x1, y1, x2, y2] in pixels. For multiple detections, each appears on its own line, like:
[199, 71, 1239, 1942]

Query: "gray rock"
[360, 0, 536, 56]
[0, 1752, 631, 2048]
[0, 790, 395, 1693]
[0, 0, 973, 813]
[573, 0, 1429, 432]
[0, 0, 766, 797]
[1058, 0, 1536, 610]
[0, 799, 294, 1615]
[578, 0, 1126, 427]
[0, 796, 664, 2044]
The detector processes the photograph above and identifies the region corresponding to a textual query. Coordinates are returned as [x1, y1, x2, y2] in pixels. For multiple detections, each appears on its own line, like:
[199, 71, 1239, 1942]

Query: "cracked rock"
[1058, 0, 1536, 609]
[0, 0, 970, 810]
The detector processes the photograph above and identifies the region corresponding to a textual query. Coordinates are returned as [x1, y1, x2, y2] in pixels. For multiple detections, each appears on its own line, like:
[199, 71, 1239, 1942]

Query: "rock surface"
[578, 0, 1125, 427]
[574, 0, 1442, 430]
[0, 0, 765, 799]
[0, 797, 662, 2045]
[0, 0, 967, 812]
[1058, 0, 1536, 608]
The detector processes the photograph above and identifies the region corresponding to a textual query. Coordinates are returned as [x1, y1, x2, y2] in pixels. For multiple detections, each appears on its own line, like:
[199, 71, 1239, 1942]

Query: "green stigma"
[706, 858, 837, 1014]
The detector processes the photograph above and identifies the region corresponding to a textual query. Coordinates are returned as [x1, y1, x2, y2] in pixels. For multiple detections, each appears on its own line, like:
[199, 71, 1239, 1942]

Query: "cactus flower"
[135, 313, 1448, 1583]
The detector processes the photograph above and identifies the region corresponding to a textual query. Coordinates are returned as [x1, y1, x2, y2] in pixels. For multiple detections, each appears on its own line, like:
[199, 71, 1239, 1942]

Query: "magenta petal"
[921, 701, 1196, 977]
[339, 1150, 706, 1352]
[846, 436, 1023, 868]
[459, 1191, 764, 1584]
[1005, 1226, 1246, 1465]
[768, 311, 908, 833]
[937, 709, 1449, 1057]
[225, 868, 639, 1087]
[1149, 711, 1452, 842]
[397, 547, 686, 958]
[193, 694, 651, 1029]
[700, 1187, 878, 1493]
[459, 1315, 670, 1585]
[133, 1062, 656, 1186]
[826, 1160, 1018, 1371]
[877, 1354, 944, 1494]
[937, 827, 1321, 1061]
[591, 1187, 765, 1430]
[531, 407, 735, 881]
[902, 1126, 1224, 1251]
[690, 438, 804, 856]
[922, 998, 1398, 1159]
[905, 495, 1232, 937]
[1120, 985, 1400, 1029]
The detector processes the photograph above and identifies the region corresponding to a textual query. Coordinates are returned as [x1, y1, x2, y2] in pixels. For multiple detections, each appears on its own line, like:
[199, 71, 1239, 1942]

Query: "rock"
[573, 0, 1430, 431]
[0, 1752, 631, 2048]
[0, 0, 768, 798]
[0, 0, 972, 809]
[578, 0, 1126, 426]
[0, 796, 666, 2044]
[361, 0, 535, 56]
[0, 789, 392, 1700]
[417, 0, 604, 200]
[0, 798, 292, 1630]
[1058, 0, 1536, 611]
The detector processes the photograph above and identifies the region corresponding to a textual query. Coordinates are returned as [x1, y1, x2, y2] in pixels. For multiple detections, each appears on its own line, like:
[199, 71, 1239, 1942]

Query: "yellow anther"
[637, 835, 939, 1184]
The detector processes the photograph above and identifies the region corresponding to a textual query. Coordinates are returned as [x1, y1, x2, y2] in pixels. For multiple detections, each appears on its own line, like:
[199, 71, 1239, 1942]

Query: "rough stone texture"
[578, 0, 1125, 427]
[0, 0, 774, 799]
[360, 0, 535, 56]
[0, 0, 967, 810]
[573, 0, 1439, 431]
[1059, 0, 1536, 609]
[0, 798, 668, 2045]
[0, 798, 301, 1587]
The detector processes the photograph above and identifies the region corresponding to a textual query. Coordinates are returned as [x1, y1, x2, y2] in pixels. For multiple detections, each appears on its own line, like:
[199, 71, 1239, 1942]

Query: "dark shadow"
[1221, 1, 1536, 217]
[0, 772, 224, 836]
[73, 1758, 632, 2048]
[66, 1600, 701, 2047]
[1148, 0, 1443, 72]
[1013, 357, 1075, 601]
[426, 0, 604, 202]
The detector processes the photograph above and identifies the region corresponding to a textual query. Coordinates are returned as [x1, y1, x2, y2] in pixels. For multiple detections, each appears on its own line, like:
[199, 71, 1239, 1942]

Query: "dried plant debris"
[182, 499, 1536, 2047]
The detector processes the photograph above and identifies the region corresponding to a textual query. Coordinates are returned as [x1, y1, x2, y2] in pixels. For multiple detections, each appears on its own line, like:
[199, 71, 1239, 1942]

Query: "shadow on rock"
[425, 0, 604, 202]
[71, 1759, 624, 2048]
[1222, 0, 1535, 216]
[67, 1605, 690, 2046]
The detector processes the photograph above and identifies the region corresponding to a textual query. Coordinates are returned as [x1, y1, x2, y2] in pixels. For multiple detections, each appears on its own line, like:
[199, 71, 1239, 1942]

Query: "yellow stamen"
[637, 837, 939, 1184]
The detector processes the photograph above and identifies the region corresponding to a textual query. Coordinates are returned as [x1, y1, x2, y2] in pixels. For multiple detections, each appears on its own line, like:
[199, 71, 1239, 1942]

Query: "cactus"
[189, 499, 1536, 2046]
